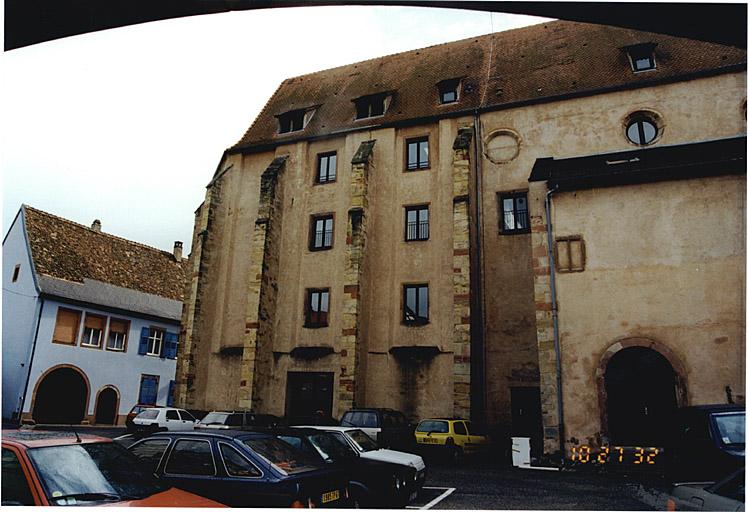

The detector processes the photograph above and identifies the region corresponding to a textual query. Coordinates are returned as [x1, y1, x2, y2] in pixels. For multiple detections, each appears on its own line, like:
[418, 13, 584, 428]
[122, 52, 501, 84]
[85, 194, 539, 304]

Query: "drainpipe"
[471, 111, 486, 425]
[544, 186, 565, 462]
[18, 297, 44, 424]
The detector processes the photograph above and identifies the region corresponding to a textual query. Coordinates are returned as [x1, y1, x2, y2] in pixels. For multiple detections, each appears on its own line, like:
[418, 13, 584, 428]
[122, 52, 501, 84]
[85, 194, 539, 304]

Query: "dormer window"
[623, 43, 657, 72]
[354, 93, 390, 120]
[277, 108, 315, 134]
[438, 78, 461, 104]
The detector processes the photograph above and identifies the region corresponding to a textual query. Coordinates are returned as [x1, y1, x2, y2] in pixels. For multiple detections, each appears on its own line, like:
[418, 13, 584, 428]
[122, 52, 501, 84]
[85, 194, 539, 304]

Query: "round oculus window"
[625, 114, 659, 146]
[484, 130, 521, 164]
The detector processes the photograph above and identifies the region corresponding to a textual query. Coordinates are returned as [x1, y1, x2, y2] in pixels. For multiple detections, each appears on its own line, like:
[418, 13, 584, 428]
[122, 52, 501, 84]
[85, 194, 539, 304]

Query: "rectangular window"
[81, 313, 106, 348]
[147, 328, 165, 356]
[52, 308, 81, 345]
[438, 78, 461, 104]
[106, 318, 129, 351]
[499, 192, 530, 234]
[405, 205, 429, 241]
[305, 289, 330, 328]
[316, 152, 337, 184]
[11, 264, 20, 283]
[309, 214, 334, 251]
[403, 284, 429, 325]
[625, 44, 657, 72]
[354, 93, 388, 119]
[165, 439, 216, 476]
[555, 236, 586, 272]
[138, 374, 159, 405]
[406, 137, 429, 170]
[278, 109, 306, 134]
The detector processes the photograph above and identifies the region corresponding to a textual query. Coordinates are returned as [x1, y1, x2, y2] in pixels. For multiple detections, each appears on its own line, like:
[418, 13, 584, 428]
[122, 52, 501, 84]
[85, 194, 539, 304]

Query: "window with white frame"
[107, 318, 129, 351]
[81, 313, 106, 347]
[147, 328, 165, 356]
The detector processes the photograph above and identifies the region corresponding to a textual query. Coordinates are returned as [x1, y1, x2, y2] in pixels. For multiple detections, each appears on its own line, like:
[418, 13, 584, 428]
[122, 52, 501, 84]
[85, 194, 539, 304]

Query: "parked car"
[196, 410, 283, 430]
[667, 404, 745, 481]
[275, 427, 418, 507]
[131, 407, 197, 434]
[299, 425, 426, 495]
[666, 468, 744, 511]
[339, 408, 414, 449]
[127, 430, 351, 508]
[285, 413, 339, 426]
[415, 418, 491, 461]
[1, 429, 224, 507]
[125, 404, 164, 431]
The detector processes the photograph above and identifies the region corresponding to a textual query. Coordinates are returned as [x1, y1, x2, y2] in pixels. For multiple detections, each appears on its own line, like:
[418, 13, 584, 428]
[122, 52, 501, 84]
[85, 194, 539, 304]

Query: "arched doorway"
[604, 346, 678, 445]
[94, 387, 119, 425]
[32, 366, 89, 424]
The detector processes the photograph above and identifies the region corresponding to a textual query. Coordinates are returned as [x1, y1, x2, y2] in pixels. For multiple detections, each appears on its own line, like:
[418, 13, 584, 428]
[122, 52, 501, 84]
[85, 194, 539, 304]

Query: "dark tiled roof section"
[231, 20, 745, 153]
[23, 206, 187, 301]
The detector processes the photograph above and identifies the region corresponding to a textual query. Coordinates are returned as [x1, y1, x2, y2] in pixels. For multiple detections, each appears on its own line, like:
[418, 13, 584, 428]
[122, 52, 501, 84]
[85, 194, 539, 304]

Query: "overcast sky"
[1, 6, 549, 254]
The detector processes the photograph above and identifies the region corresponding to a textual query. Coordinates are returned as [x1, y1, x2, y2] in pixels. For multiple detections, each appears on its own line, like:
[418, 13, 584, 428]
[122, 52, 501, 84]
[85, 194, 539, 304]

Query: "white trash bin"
[511, 436, 531, 467]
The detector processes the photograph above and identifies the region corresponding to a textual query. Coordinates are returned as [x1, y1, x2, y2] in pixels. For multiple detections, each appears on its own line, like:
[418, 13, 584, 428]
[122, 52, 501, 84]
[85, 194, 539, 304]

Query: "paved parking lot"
[26, 426, 662, 510]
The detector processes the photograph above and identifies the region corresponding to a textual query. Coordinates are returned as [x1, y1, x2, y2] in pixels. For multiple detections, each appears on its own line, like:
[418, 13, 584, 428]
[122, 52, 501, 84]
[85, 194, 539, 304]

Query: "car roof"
[295, 425, 357, 433]
[149, 429, 275, 441]
[344, 408, 401, 413]
[2, 429, 111, 448]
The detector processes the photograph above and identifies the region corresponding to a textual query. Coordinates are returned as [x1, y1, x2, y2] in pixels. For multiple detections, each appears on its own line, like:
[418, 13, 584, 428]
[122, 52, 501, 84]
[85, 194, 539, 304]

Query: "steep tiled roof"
[231, 20, 745, 153]
[23, 206, 186, 302]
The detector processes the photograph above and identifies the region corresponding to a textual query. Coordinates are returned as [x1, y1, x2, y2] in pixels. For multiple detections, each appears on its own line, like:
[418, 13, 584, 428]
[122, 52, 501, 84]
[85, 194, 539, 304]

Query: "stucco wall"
[23, 301, 179, 421]
[2, 212, 41, 420]
[552, 175, 746, 446]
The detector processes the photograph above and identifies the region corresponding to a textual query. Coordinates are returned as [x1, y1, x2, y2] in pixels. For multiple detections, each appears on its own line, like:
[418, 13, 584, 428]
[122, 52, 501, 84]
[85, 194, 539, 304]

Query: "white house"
[2, 205, 186, 425]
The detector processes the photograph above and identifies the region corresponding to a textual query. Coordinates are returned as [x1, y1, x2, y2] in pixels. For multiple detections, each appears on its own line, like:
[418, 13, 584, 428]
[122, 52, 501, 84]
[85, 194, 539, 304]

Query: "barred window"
[500, 192, 529, 234]
[405, 205, 429, 241]
[403, 284, 429, 325]
[316, 152, 337, 184]
[305, 289, 330, 328]
[310, 214, 334, 250]
[406, 137, 429, 170]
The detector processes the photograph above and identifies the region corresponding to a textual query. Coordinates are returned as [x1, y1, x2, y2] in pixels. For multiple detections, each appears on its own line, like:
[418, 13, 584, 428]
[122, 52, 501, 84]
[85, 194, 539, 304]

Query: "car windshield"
[417, 420, 449, 433]
[346, 430, 379, 452]
[27, 442, 167, 505]
[713, 412, 745, 446]
[200, 412, 230, 425]
[136, 409, 159, 420]
[243, 437, 319, 475]
[307, 433, 355, 462]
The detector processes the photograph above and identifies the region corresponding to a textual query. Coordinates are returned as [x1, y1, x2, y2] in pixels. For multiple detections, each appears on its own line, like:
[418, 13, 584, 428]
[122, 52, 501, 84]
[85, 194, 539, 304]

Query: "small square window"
[354, 93, 389, 119]
[11, 264, 20, 283]
[403, 284, 429, 325]
[623, 43, 657, 72]
[438, 78, 461, 104]
[305, 289, 330, 328]
[107, 318, 129, 351]
[555, 236, 586, 272]
[499, 192, 530, 234]
[406, 137, 429, 170]
[52, 308, 82, 345]
[405, 205, 429, 241]
[277, 109, 306, 133]
[309, 214, 334, 251]
[317, 152, 337, 184]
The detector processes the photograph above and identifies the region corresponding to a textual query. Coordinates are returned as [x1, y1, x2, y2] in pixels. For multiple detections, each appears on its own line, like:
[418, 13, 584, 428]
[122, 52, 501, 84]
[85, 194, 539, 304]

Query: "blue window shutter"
[138, 327, 150, 355]
[139, 375, 158, 405]
[164, 332, 178, 360]
[167, 380, 175, 407]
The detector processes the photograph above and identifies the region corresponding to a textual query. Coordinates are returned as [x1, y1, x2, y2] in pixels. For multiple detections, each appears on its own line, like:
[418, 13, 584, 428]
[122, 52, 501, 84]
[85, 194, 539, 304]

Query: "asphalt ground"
[23, 426, 664, 510]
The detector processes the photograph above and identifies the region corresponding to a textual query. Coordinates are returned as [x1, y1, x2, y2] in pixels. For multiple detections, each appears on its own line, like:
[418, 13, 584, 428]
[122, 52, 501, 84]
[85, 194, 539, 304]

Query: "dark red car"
[1, 430, 225, 507]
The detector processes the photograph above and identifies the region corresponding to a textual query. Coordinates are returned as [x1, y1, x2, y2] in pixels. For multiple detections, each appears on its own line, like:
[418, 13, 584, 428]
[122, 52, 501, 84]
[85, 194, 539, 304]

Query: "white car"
[297, 425, 427, 493]
[131, 407, 197, 433]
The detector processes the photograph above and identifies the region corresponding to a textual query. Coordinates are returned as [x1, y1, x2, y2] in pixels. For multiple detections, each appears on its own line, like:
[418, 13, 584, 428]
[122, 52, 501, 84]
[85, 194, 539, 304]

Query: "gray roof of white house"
[38, 275, 182, 322]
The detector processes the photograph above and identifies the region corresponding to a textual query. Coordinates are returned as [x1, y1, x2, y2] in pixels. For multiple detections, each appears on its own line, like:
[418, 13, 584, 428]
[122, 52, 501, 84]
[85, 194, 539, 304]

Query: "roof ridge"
[281, 18, 555, 84]
[22, 205, 180, 260]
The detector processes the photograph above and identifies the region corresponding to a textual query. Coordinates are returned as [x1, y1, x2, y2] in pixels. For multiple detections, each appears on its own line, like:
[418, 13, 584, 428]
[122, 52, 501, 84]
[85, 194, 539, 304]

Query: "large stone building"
[176, 20, 746, 456]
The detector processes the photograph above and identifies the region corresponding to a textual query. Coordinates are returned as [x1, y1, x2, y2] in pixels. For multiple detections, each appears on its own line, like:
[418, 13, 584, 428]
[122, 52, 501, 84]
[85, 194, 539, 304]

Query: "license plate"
[419, 437, 439, 444]
[321, 490, 340, 504]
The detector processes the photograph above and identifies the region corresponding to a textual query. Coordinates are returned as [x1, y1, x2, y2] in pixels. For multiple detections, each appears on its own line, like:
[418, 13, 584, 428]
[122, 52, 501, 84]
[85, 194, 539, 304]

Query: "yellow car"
[414, 418, 490, 461]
